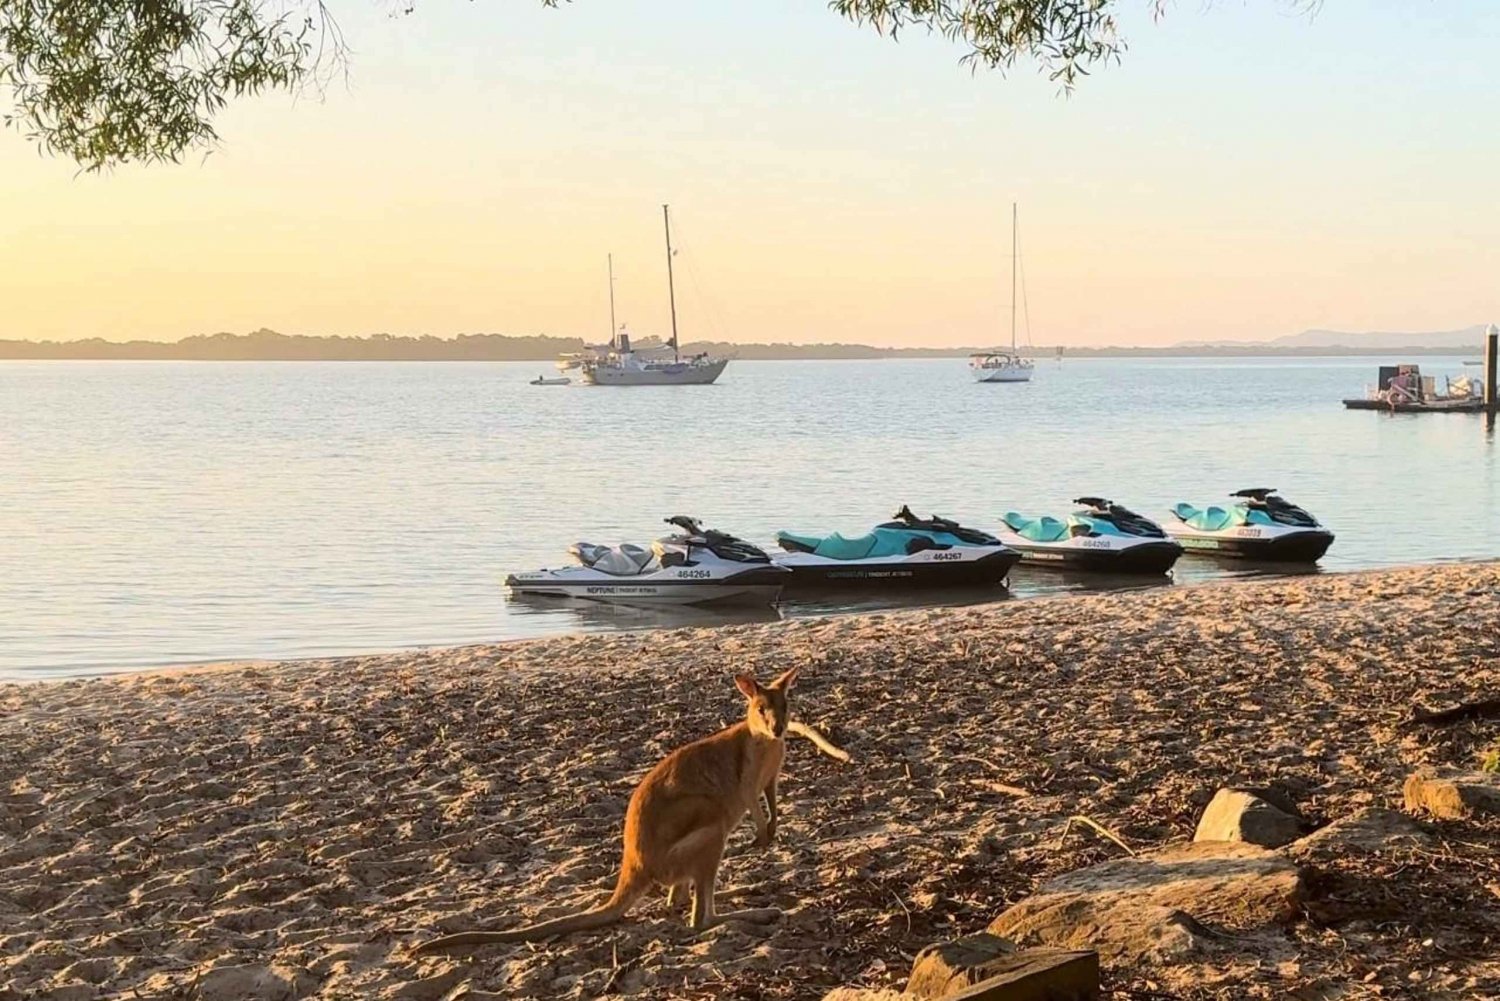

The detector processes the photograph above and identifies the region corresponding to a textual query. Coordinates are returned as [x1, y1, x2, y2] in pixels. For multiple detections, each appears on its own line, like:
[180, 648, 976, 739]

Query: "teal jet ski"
[773, 506, 1019, 590]
[1166, 488, 1334, 562]
[998, 497, 1183, 575]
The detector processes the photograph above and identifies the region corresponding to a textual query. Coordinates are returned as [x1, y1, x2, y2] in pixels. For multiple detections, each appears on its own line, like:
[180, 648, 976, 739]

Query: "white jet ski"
[505, 516, 789, 605]
[1166, 488, 1335, 563]
[998, 497, 1183, 575]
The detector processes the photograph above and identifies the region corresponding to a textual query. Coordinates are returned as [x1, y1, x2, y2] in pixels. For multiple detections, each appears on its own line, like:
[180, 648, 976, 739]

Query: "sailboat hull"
[582, 358, 728, 386]
[973, 364, 1034, 383]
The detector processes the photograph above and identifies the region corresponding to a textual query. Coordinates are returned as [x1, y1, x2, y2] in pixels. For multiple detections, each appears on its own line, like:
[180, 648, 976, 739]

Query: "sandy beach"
[3, 563, 1498, 1000]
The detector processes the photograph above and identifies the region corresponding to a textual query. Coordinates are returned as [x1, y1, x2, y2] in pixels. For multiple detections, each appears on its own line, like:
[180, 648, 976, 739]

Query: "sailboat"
[578, 206, 729, 386]
[969, 203, 1036, 384]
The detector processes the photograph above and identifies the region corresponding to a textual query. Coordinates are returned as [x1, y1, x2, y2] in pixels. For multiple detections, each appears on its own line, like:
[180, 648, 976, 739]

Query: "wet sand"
[2, 563, 1498, 1000]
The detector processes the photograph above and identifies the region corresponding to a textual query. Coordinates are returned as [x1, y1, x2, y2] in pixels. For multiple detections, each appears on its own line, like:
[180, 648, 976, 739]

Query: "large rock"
[1192, 788, 1302, 848]
[1288, 807, 1432, 857]
[931, 951, 1098, 1001]
[1403, 769, 1500, 820]
[987, 842, 1303, 964]
[907, 933, 1018, 997]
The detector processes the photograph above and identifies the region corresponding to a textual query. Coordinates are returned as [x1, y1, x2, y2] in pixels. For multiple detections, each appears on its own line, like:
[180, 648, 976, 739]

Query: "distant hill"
[2, 326, 1492, 361]
[1268, 325, 1490, 350]
[0, 328, 590, 361]
[1178, 324, 1491, 352]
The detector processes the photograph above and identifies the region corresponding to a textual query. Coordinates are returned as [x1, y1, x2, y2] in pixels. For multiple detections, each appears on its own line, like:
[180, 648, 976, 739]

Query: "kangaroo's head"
[735, 667, 799, 739]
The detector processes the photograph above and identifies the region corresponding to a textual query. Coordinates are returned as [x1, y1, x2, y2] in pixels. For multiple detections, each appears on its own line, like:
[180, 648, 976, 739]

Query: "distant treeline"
[0, 328, 1484, 361]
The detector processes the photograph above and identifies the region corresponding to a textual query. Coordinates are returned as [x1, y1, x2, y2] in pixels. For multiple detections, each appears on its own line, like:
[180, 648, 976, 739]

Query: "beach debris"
[788, 718, 853, 762]
[1287, 807, 1433, 857]
[1192, 788, 1302, 848]
[987, 842, 1303, 964]
[1403, 768, 1500, 820]
[1057, 814, 1135, 856]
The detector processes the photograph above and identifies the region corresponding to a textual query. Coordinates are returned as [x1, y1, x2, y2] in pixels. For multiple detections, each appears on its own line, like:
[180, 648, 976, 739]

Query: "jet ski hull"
[999, 535, 1183, 575]
[505, 566, 786, 606]
[1165, 526, 1335, 563]
[774, 547, 1019, 590]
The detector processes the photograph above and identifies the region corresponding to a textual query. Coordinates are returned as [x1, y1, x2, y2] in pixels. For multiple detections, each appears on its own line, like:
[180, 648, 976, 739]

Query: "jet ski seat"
[1002, 512, 1070, 543]
[775, 528, 931, 560]
[569, 542, 656, 575]
[1067, 515, 1122, 536]
[1172, 503, 1234, 532]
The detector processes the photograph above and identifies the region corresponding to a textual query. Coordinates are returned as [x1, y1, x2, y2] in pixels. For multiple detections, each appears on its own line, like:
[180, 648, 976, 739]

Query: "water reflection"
[505, 593, 784, 633]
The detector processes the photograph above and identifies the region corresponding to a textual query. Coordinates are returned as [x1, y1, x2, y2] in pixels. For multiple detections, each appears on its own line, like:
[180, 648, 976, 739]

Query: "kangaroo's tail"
[410, 864, 649, 955]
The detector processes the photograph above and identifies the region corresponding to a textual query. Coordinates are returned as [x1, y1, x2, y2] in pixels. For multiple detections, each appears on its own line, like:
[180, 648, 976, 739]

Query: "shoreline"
[3, 561, 1498, 999]
[7, 557, 1496, 686]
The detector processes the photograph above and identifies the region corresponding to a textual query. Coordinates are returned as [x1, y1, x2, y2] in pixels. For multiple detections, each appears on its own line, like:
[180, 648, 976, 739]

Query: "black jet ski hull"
[1006, 539, 1183, 575]
[775, 548, 1019, 590]
[1170, 530, 1335, 563]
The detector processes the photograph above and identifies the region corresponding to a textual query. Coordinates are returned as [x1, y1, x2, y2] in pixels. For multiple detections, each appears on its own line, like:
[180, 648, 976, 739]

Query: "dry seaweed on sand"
[1, 563, 1498, 999]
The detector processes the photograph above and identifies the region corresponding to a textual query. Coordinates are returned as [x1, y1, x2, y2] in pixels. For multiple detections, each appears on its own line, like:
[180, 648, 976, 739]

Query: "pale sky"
[1, 1, 1496, 348]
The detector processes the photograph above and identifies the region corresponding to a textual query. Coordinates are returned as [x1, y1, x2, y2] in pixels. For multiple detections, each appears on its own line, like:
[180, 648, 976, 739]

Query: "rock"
[1289, 807, 1433, 856]
[390, 969, 468, 1001]
[907, 933, 1018, 997]
[938, 951, 1099, 1001]
[1193, 788, 1302, 848]
[44, 985, 99, 1001]
[195, 964, 299, 1001]
[988, 842, 1303, 964]
[1403, 769, 1500, 820]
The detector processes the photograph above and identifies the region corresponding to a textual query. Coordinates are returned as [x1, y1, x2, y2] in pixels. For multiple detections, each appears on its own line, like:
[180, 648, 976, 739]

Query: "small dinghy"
[1166, 488, 1334, 562]
[998, 497, 1183, 575]
[773, 506, 1019, 590]
[530, 375, 571, 386]
[505, 516, 789, 605]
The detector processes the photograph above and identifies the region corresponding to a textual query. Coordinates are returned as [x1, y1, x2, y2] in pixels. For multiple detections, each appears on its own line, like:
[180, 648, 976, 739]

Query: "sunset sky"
[2, 0, 1496, 348]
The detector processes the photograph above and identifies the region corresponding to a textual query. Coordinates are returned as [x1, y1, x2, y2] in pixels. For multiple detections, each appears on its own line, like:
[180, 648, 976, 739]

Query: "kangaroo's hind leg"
[684, 838, 779, 931]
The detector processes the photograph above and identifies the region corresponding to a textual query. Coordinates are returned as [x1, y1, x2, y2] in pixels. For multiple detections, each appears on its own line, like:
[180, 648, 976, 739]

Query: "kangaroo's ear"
[734, 673, 761, 699]
[769, 666, 800, 691]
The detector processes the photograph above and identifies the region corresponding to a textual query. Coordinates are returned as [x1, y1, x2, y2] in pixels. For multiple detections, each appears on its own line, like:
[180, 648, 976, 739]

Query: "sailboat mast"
[1010, 202, 1018, 353]
[607, 253, 617, 349]
[663, 204, 680, 361]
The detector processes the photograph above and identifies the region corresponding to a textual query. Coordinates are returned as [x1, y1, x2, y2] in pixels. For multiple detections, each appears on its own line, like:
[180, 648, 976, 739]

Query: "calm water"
[3, 357, 1496, 680]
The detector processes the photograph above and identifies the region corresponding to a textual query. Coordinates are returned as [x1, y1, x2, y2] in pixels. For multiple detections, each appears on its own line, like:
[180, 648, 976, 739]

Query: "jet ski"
[505, 516, 789, 605]
[998, 497, 1184, 575]
[773, 506, 1019, 589]
[1165, 488, 1334, 562]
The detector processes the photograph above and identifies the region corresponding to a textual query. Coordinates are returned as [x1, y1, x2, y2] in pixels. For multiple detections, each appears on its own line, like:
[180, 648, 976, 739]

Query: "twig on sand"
[788, 720, 852, 762]
[1060, 814, 1136, 856]
[972, 778, 1032, 798]
[953, 755, 1032, 797]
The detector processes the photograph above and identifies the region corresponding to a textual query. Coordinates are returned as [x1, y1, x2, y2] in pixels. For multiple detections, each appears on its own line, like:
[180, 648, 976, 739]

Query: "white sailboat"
[579, 206, 728, 386]
[970, 202, 1036, 384]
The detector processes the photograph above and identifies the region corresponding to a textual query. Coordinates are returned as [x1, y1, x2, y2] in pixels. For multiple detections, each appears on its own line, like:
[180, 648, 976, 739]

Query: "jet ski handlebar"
[892, 504, 961, 531]
[664, 515, 705, 535]
[1231, 488, 1277, 501]
[1072, 496, 1113, 510]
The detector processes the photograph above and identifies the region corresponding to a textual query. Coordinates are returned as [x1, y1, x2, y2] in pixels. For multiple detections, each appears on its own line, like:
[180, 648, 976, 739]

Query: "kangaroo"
[410, 667, 799, 955]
